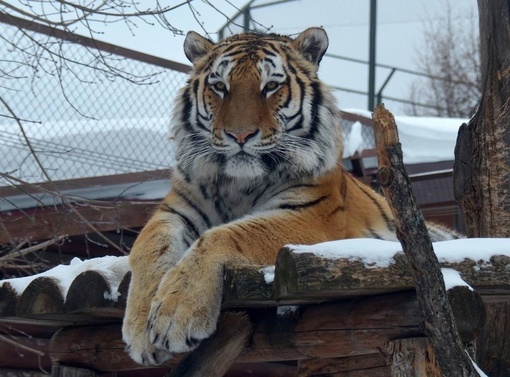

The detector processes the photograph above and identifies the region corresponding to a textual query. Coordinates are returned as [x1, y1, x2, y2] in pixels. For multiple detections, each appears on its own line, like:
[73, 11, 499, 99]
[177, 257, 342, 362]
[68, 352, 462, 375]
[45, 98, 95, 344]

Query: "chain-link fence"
[0, 20, 189, 186]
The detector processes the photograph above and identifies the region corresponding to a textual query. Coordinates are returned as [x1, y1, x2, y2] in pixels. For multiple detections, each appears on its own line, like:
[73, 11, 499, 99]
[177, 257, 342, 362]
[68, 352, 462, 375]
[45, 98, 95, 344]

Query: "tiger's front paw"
[147, 263, 223, 354]
[122, 309, 173, 365]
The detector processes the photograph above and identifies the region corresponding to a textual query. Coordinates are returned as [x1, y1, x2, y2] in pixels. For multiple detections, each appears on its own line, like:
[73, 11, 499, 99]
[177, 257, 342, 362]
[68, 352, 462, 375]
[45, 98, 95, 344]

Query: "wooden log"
[274, 247, 510, 303]
[477, 302, 510, 376]
[0, 282, 18, 316]
[64, 270, 114, 314]
[384, 337, 441, 377]
[222, 265, 274, 307]
[447, 286, 486, 342]
[166, 312, 252, 377]
[49, 292, 424, 372]
[117, 271, 131, 309]
[373, 104, 479, 376]
[297, 353, 389, 376]
[16, 277, 64, 317]
[274, 247, 412, 302]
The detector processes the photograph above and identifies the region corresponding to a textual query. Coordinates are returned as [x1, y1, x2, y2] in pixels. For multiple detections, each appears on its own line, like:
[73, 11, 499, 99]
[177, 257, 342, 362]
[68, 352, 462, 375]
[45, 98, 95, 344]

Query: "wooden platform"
[0, 246, 508, 376]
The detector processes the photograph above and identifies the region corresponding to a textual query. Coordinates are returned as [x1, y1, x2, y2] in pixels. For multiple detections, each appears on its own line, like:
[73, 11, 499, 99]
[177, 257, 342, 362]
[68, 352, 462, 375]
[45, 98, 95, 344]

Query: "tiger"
[122, 27, 460, 365]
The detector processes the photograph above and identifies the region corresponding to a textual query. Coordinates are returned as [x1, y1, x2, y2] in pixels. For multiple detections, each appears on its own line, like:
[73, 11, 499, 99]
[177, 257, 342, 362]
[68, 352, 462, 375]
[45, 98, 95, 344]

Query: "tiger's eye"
[213, 82, 226, 91]
[264, 81, 278, 91]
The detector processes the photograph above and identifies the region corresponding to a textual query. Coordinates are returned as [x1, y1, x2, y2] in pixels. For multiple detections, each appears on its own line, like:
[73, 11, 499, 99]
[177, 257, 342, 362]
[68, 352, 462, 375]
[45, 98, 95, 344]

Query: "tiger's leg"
[122, 193, 203, 365]
[147, 212, 333, 355]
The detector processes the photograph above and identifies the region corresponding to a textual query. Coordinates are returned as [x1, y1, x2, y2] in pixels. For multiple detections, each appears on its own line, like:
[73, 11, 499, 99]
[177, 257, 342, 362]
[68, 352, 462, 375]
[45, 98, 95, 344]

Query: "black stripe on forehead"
[214, 36, 285, 63]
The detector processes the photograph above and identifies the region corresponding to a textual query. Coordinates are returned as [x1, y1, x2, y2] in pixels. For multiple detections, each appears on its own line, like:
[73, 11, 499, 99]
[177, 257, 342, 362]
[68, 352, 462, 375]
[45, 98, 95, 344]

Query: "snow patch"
[441, 268, 473, 291]
[0, 255, 130, 299]
[288, 239, 403, 268]
[277, 305, 299, 316]
[259, 266, 275, 284]
[288, 238, 510, 268]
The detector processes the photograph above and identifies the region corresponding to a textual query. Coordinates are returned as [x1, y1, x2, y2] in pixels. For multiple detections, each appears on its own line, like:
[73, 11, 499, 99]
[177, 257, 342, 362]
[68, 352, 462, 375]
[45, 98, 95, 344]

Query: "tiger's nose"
[225, 129, 258, 145]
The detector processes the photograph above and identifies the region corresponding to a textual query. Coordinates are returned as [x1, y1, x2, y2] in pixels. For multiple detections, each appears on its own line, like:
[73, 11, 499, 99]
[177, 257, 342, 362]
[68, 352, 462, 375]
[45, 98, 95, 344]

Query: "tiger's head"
[172, 28, 342, 182]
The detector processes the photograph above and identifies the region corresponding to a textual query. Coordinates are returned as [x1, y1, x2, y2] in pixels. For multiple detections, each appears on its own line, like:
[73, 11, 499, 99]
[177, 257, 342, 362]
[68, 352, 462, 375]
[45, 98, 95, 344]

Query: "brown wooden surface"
[47, 292, 422, 372]
[16, 277, 64, 317]
[223, 265, 274, 307]
[297, 353, 390, 376]
[453, 0, 510, 239]
[0, 200, 157, 244]
[0, 335, 51, 371]
[453, 2, 510, 376]
[477, 302, 510, 376]
[166, 312, 252, 377]
[384, 337, 441, 377]
[447, 285, 486, 342]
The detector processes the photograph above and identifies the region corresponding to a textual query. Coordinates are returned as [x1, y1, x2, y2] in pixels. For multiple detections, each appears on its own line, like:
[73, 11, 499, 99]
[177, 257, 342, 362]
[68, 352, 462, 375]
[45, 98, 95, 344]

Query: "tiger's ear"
[184, 31, 215, 64]
[293, 28, 329, 66]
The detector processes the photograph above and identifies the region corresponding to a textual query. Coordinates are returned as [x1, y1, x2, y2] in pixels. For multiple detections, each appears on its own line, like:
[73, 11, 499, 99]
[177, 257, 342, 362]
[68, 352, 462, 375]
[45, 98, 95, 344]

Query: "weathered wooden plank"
[297, 353, 389, 376]
[49, 292, 424, 372]
[0, 201, 157, 244]
[167, 312, 252, 377]
[477, 301, 510, 376]
[51, 366, 100, 377]
[222, 265, 274, 307]
[384, 337, 442, 376]
[274, 247, 510, 303]
[0, 369, 49, 377]
[274, 247, 411, 302]
[0, 335, 51, 371]
[50, 323, 180, 372]
[225, 363, 296, 377]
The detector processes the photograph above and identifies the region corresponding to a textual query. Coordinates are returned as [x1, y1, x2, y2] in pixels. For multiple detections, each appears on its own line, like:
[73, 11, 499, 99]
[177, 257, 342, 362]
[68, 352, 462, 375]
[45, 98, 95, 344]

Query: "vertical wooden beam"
[384, 338, 441, 377]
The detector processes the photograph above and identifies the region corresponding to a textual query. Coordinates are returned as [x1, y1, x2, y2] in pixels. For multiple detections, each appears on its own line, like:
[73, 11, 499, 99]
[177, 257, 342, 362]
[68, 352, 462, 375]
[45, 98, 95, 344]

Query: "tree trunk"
[454, 0, 510, 237]
[454, 2, 510, 376]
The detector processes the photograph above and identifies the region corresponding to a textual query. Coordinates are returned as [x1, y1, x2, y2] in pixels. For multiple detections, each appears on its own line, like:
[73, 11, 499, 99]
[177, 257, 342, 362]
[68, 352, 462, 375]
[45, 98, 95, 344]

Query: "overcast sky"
[71, 0, 478, 114]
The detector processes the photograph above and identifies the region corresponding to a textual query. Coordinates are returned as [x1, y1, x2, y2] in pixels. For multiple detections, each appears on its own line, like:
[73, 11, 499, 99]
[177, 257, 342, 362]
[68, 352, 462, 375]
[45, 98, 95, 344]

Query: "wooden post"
[453, 1, 510, 375]
[373, 104, 479, 376]
[384, 338, 441, 377]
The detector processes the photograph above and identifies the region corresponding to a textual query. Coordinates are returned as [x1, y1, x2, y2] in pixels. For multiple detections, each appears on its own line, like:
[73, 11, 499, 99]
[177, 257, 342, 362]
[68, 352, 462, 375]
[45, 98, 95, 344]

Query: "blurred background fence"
[0, 14, 190, 186]
[0, 14, 377, 188]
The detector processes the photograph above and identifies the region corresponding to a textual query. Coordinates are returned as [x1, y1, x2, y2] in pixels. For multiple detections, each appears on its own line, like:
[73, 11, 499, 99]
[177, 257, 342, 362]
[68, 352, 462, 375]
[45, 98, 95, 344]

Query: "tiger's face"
[173, 28, 341, 181]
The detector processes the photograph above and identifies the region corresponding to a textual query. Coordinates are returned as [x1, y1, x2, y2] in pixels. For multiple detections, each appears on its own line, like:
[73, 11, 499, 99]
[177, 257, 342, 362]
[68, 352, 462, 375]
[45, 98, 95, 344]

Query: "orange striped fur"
[122, 28, 460, 365]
